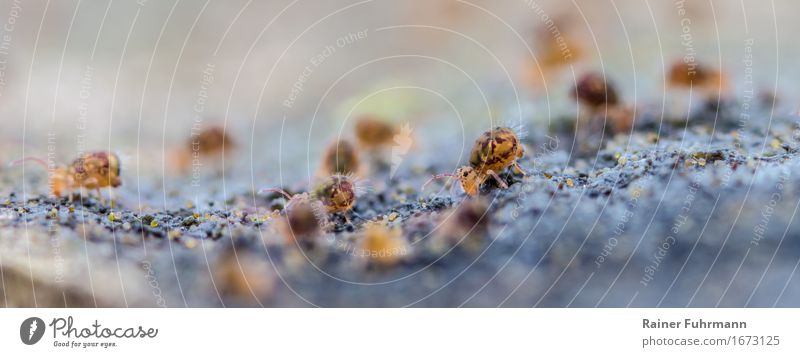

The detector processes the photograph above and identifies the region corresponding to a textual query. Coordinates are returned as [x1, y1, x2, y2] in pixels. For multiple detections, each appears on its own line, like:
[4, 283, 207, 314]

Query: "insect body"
[572, 72, 633, 136]
[173, 125, 236, 173]
[359, 222, 407, 268]
[354, 115, 396, 150]
[261, 175, 361, 245]
[11, 151, 122, 203]
[527, 17, 583, 90]
[667, 60, 725, 90]
[215, 241, 276, 303]
[312, 174, 359, 214]
[434, 198, 490, 252]
[666, 60, 728, 117]
[319, 139, 360, 176]
[194, 126, 233, 154]
[260, 189, 328, 247]
[425, 127, 526, 196]
[573, 72, 619, 108]
[352, 115, 415, 174]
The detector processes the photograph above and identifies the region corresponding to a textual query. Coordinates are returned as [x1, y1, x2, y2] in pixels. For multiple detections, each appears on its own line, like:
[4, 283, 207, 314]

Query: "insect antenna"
[258, 187, 293, 200]
[422, 173, 456, 192]
[8, 157, 52, 170]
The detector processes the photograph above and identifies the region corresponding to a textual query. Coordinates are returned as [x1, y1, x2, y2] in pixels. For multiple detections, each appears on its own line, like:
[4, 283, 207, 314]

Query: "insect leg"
[349, 210, 364, 222]
[486, 170, 508, 189]
[513, 162, 528, 176]
[96, 188, 105, 205]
